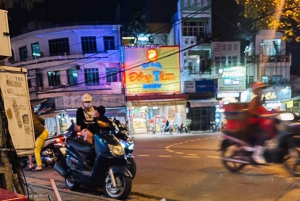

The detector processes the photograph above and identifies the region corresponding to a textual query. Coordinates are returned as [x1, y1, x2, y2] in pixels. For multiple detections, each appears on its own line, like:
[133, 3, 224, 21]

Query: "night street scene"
[1, 0, 300, 200]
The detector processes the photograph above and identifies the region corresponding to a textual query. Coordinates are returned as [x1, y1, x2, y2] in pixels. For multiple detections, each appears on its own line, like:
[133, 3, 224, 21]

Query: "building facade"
[5, 24, 126, 135]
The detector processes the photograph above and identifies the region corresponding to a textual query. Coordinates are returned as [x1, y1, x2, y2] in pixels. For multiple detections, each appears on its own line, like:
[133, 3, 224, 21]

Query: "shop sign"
[184, 81, 195, 93]
[242, 88, 292, 102]
[218, 66, 246, 91]
[27, 70, 36, 78]
[184, 80, 214, 93]
[286, 100, 293, 108]
[124, 47, 180, 95]
[216, 92, 240, 100]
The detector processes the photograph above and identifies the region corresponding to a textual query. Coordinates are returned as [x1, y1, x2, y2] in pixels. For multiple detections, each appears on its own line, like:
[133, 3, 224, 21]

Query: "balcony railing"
[6, 50, 120, 67]
[246, 55, 290, 63]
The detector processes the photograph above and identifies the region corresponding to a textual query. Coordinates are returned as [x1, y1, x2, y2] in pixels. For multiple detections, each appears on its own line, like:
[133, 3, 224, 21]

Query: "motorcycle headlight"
[277, 113, 294, 121]
[119, 140, 126, 148]
[128, 143, 134, 150]
[108, 144, 125, 156]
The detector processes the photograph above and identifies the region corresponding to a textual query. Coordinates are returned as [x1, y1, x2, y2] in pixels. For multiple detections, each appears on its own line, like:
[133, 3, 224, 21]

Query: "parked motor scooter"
[54, 131, 132, 200]
[220, 111, 300, 176]
[20, 134, 66, 169]
[113, 118, 136, 179]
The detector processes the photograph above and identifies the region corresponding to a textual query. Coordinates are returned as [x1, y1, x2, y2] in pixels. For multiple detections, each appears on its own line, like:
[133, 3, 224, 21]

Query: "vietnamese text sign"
[124, 47, 180, 95]
[218, 66, 246, 91]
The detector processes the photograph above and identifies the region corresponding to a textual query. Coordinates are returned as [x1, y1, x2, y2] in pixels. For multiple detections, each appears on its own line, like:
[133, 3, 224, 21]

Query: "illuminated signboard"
[124, 46, 180, 96]
[218, 66, 246, 91]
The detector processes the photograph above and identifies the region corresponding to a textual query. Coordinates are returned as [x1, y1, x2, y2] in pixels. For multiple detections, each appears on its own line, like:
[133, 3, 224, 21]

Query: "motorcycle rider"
[93, 105, 115, 134]
[248, 82, 277, 164]
[76, 93, 95, 144]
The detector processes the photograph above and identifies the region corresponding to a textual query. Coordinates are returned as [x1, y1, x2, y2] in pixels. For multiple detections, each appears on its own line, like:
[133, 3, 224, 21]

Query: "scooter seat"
[68, 138, 92, 154]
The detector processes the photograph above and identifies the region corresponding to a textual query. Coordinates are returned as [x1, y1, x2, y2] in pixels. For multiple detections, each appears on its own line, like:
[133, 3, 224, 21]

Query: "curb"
[27, 182, 115, 201]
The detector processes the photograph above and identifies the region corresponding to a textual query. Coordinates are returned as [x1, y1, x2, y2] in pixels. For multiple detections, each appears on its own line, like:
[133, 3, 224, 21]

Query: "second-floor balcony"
[29, 82, 123, 100]
[246, 54, 291, 64]
[6, 50, 121, 68]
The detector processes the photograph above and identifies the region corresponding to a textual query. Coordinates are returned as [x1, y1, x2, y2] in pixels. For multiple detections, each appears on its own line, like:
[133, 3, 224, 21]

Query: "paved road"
[24, 132, 300, 200]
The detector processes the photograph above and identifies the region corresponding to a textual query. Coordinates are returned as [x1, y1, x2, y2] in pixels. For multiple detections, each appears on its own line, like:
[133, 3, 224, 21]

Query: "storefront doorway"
[188, 107, 215, 131]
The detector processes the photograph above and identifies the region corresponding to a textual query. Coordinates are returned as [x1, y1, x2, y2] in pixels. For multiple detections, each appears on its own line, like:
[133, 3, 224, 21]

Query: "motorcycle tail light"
[77, 132, 82, 136]
[55, 138, 61, 143]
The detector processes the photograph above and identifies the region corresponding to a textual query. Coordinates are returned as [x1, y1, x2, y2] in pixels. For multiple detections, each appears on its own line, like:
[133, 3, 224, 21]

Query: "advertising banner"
[124, 46, 180, 96]
[218, 66, 246, 91]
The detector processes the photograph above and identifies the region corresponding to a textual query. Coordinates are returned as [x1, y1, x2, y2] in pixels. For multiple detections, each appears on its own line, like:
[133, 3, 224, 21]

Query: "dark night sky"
[6, 0, 300, 75]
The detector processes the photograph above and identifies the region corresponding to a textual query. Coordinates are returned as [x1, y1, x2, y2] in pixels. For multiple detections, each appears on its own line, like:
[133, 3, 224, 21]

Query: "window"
[228, 45, 232, 50]
[84, 68, 99, 85]
[182, 21, 206, 36]
[81, 36, 97, 53]
[48, 38, 70, 56]
[227, 56, 238, 67]
[27, 80, 32, 88]
[262, 39, 281, 56]
[234, 44, 238, 50]
[19, 46, 28, 61]
[262, 76, 269, 83]
[271, 75, 282, 84]
[214, 56, 226, 74]
[184, 0, 188, 6]
[106, 68, 118, 84]
[31, 43, 41, 57]
[103, 36, 115, 51]
[48, 71, 61, 86]
[36, 73, 44, 88]
[190, 0, 195, 6]
[197, 0, 201, 6]
[222, 45, 226, 50]
[67, 69, 78, 86]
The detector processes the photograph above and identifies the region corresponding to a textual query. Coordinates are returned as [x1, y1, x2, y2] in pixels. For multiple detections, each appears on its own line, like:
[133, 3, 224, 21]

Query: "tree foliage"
[0, 0, 44, 10]
[236, 0, 300, 42]
[122, 12, 151, 45]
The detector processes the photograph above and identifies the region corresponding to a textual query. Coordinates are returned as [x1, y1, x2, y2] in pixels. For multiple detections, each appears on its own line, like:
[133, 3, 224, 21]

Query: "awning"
[127, 94, 188, 102]
[127, 94, 188, 107]
[39, 112, 61, 119]
[188, 99, 218, 108]
[30, 99, 47, 108]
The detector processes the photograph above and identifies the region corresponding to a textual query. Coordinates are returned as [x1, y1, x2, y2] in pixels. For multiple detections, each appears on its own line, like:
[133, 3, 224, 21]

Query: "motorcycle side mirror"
[277, 113, 294, 121]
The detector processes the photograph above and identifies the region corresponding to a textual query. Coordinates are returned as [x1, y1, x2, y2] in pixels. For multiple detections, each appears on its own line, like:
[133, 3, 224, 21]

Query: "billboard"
[124, 46, 180, 96]
[218, 66, 246, 91]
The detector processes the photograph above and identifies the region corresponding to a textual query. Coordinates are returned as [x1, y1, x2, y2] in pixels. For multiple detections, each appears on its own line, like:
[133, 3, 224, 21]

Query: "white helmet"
[81, 93, 92, 102]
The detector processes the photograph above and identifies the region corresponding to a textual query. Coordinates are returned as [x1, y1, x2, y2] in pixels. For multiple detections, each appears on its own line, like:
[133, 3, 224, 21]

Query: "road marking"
[137, 155, 150, 157]
[187, 154, 197, 156]
[158, 155, 172, 157]
[166, 149, 174, 152]
[175, 152, 184, 154]
[206, 156, 220, 159]
[183, 156, 200, 158]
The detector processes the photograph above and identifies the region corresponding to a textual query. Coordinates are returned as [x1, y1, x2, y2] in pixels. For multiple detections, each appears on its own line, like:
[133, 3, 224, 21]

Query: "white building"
[5, 24, 126, 135]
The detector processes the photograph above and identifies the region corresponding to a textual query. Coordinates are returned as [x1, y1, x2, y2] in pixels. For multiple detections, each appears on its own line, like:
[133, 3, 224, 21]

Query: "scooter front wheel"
[103, 173, 132, 200]
[221, 144, 246, 173]
[127, 158, 137, 179]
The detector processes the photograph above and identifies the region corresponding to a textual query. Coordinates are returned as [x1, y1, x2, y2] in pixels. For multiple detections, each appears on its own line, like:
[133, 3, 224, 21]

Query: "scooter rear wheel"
[221, 144, 246, 173]
[65, 178, 80, 191]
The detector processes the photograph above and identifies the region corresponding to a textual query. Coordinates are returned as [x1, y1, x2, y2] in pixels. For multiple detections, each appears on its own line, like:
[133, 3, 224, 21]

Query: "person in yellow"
[28, 107, 49, 171]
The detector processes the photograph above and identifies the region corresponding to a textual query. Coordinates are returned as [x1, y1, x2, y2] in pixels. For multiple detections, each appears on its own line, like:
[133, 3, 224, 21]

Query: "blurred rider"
[248, 82, 277, 164]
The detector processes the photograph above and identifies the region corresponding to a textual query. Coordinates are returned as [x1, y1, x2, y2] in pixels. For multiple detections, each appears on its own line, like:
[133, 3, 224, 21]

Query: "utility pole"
[0, 9, 27, 195]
